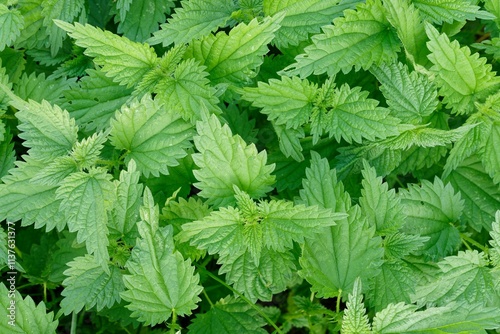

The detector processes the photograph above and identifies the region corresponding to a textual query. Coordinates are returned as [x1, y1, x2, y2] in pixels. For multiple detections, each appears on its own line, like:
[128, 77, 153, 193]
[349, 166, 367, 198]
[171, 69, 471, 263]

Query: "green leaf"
[116, 0, 174, 42]
[110, 95, 194, 177]
[445, 155, 500, 231]
[148, 0, 237, 46]
[188, 296, 267, 334]
[369, 261, 416, 312]
[0, 283, 58, 333]
[373, 301, 500, 333]
[13, 98, 78, 162]
[56, 20, 158, 88]
[218, 247, 296, 302]
[241, 76, 318, 129]
[310, 83, 401, 144]
[483, 121, 500, 184]
[489, 210, 500, 267]
[341, 277, 371, 334]
[60, 254, 124, 314]
[413, 250, 498, 307]
[425, 22, 500, 115]
[109, 160, 143, 239]
[371, 62, 437, 123]
[47, 231, 87, 284]
[264, 0, 362, 49]
[41, 0, 85, 55]
[192, 114, 275, 207]
[273, 123, 305, 161]
[69, 131, 108, 170]
[0, 4, 24, 51]
[300, 151, 351, 212]
[0, 127, 15, 179]
[0, 158, 66, 231]
[180, 190, 341, 265]
[164, 197, 211, 261]
[13, 0, 47, 50]
[56, 167, 115, 273]
[383, 0, 429, 66]
[30, 156, 78, 186]
[186, 14, 282, 86]
[400, 177, 463, 260]
[14, 72, 77, 105]
[155, 58, 221, 122]
[62, 69, 134, 132]
[281, 0, 399, 78]
[413, 0, 492, 24]
[383, 233, 430, 259]
[360, 161, 406, 234]
[299, 205, 384, 299]
[121, 223, 202, 325]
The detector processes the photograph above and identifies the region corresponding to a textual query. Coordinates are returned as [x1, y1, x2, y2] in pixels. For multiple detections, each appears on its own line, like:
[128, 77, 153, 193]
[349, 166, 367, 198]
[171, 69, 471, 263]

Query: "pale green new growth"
[192, 114, 275, 207]
[186, 14, 282, 86]
[56, 167, 115, 274]
[425, 23, 500, 114]
[110, 95, 194, 177]
[0, 4, 24, 52]
[341, 277, 371, 333]
[188, 296, 267, 333]
[371, 62, 437, 123]
[61, 254, 124, 314]
[0, 283, 58, 333]
[149, 0, 237, 46]
[281, 0, 399, 78]
[56, 20, 158, 88]
[400, 177, 463, 260]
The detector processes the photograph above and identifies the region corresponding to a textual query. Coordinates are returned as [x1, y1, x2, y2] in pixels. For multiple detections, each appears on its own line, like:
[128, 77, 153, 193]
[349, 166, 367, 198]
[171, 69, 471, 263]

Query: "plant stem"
[336, 290, 342, 314]
[169, 311, 177, 334]
[202, 289, 214, 307]
[201, 267, 283, 334]
[70, 312, 77, 334]
[461, 233, 488, 252]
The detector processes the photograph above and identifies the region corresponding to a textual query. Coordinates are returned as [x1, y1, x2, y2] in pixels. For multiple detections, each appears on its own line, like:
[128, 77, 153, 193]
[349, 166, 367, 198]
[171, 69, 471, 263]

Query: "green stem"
[461, 233, 488, 252]
[70, 312, 77, 334]
[336, 290, 342, 314]
[169, 311, 178, 334]
[202, 289, 214, 307]
[201, 268, 283, 334]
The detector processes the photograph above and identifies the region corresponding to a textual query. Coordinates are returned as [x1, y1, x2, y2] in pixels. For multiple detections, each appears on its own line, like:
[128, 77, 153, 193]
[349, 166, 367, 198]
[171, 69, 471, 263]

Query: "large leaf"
[110, 95, 194, 177]
[0, 283, 58, 333]
[299, 205, 384, 299]
[281, 0, 399, 78]
[192, 114, 275, 207]
[56, 167, 115, 273]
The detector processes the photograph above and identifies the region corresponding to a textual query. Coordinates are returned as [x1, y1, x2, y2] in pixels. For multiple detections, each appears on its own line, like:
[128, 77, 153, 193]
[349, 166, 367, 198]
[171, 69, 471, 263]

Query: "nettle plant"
[0, 0, 500, 333]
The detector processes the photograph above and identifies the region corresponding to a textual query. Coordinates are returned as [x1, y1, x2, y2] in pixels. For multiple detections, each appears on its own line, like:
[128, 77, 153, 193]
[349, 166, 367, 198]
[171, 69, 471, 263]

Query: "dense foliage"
[0, 0, 500, 333]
